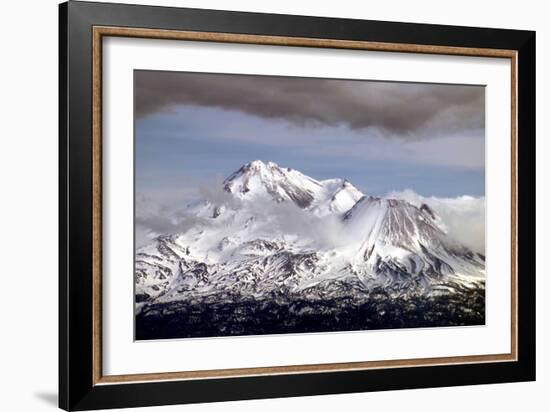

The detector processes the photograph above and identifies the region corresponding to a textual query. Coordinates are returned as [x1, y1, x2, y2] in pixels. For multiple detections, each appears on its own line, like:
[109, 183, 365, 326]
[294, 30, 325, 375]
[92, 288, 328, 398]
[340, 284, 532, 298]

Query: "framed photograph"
[59, 1, 535, 410]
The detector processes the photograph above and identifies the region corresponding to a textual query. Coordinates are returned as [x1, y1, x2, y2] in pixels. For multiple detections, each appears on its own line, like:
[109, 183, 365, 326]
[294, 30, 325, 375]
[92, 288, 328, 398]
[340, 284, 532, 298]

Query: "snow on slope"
[222, 160, 363, 215]
[342, 196, 484, 289]
[135, 160, 485, 305]
[387, 189, 485, 254]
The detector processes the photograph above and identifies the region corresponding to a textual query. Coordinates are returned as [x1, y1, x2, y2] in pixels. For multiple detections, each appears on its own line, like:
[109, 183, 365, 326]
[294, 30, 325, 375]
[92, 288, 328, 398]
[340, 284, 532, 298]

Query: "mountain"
[135, 160, 485, 309]
[222, 160, 364, 214]
[341, 196, 484, 292]
[223, 160, 322, 207]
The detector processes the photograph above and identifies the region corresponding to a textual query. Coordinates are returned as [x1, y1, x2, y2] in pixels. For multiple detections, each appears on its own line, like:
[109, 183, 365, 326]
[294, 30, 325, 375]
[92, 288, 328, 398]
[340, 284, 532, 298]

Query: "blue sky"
[135, 71, 485, 208]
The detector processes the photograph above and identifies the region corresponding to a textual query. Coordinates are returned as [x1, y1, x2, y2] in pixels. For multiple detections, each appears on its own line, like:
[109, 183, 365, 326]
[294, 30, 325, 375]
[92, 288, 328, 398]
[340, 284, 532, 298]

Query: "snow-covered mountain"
[135, 160, 485, 308]
[223, 160, 363, 214]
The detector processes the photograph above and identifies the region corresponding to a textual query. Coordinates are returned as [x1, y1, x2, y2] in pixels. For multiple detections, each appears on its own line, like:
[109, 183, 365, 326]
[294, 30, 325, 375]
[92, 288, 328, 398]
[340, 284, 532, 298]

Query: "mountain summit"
[223, 160, 323, 208]
[223, 160, 364, 215]
[136, 161, 484, 305]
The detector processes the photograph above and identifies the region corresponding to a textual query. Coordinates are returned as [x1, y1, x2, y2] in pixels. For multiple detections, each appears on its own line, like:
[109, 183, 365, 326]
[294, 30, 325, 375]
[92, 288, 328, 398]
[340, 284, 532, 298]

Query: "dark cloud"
[135, 70, 484, 139]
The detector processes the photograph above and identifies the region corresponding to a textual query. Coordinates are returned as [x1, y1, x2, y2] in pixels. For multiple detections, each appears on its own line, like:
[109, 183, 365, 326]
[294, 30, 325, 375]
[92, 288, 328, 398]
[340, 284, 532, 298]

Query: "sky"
[135, 70, 485, 208]
[134, 70, 486, 251]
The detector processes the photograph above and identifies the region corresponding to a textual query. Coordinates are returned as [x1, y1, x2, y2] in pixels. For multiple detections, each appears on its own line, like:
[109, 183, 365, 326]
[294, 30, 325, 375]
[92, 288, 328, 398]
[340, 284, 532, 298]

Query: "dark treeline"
[136, 285, 485, 340]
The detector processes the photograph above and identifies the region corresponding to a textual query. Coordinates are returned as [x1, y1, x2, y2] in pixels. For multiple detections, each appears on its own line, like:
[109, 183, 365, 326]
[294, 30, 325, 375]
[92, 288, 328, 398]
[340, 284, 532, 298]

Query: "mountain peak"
[249, 159, 266, 167]
[221, 160, 365, 214]
[225, 160, 283, 182]
[223, 160, 321, 208]
[340, 194, 474, 273]
[344, 195, 439, 223]
[247, 159, 277, 169]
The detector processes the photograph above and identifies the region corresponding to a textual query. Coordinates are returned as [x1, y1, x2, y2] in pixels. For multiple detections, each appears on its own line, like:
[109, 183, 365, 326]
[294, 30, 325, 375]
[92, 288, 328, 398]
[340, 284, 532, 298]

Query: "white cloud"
[401, 133, 485, 170]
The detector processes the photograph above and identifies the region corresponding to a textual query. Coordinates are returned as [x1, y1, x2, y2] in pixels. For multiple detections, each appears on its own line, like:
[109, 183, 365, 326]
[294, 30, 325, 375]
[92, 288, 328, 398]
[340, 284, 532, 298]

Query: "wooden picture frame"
[59, 1, 535, 410]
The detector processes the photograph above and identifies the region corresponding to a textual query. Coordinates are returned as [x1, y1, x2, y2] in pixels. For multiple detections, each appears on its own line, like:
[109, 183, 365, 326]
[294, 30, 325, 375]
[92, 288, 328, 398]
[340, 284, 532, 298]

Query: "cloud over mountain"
[135, 71, 484, 139]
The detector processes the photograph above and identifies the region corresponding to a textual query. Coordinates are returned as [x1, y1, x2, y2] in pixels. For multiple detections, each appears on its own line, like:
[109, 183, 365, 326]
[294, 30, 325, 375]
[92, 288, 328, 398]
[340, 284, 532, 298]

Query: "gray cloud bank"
[135, 71, 484, 139]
